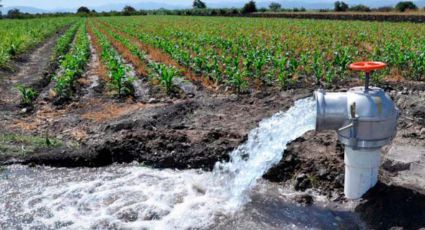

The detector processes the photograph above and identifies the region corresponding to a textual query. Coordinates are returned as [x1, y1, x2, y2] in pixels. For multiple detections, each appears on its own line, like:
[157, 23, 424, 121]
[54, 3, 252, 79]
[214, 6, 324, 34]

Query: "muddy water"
[0, 98, 366, 229]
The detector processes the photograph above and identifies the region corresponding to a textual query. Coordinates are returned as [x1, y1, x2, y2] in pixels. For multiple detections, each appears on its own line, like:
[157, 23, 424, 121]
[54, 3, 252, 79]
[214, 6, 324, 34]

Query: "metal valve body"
[315, 86, 399, 150]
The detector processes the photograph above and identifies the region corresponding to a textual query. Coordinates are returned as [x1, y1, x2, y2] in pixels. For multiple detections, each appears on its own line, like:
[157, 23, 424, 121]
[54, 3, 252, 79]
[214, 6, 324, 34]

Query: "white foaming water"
[212, 97, 317, 209]
[0, 97, 316, 229]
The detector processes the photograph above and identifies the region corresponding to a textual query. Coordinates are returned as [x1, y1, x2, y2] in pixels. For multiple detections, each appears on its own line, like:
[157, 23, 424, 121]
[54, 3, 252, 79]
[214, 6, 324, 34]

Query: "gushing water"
[211, 97, 316, 208]
[0, 98, 317, 229]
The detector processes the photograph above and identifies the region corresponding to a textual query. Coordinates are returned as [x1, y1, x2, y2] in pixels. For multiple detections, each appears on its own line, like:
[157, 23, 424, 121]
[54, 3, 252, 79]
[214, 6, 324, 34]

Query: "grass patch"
[0, 133, 63, 156]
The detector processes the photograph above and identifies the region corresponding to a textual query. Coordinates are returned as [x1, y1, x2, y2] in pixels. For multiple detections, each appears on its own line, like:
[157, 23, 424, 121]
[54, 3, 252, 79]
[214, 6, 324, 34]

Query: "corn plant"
[53, 22, 90, 100]
[312, 52, 324, 85]
[333, 46, 352, 78]
[277, 70, 290, 89]
[100, 23, 146, 61]
[273, 56, 292, 88]
[52, 23, 80, 62]
[91, 22, 134, 97]
[150, 63, 180, 94]
[16, 84, 37, 107]
[0, 17, 78, 68]
[411, 52, 425, 81]
[324, 62, 336, 87]
[226, 69, 248, 93]
[108, 59, 135, 96]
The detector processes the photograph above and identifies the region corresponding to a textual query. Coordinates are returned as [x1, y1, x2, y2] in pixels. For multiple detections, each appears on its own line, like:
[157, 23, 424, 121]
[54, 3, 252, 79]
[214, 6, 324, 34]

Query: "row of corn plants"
[15, 21, 82, 107]
[101, 16, 425, 92]
[53, 22, 90, 100]
[0, 17, 78, 68]
[94, 21, 182, 95]
[101, 18, 349, 90]
[51, 22, 81, 63]
[89, 21, 135, 97]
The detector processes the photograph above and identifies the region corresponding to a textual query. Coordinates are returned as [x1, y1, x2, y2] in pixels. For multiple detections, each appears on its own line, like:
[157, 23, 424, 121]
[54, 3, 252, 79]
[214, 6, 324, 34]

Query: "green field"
[1, 16, 424, 97]
[0, 17, 77, 68]
[97, 16, 425, 90]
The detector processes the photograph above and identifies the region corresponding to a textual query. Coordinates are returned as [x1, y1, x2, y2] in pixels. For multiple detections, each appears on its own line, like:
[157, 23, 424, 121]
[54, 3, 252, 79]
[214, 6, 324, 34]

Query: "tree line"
[0, 0, 423, 19]
[75, 1, 425, 16]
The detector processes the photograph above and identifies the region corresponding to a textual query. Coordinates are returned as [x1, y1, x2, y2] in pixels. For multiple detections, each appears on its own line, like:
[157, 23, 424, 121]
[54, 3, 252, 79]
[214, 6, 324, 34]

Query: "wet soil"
[1, 29, 425, 230]
[355, 182, 425, 230]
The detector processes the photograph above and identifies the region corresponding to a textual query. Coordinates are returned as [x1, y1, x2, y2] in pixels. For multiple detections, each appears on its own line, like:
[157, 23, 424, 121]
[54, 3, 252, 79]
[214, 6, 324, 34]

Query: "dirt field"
[1, 29, 424, 229]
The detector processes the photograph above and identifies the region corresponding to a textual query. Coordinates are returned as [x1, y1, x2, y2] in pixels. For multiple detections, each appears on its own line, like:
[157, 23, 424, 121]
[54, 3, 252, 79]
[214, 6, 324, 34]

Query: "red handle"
[349, 61, 386, 72]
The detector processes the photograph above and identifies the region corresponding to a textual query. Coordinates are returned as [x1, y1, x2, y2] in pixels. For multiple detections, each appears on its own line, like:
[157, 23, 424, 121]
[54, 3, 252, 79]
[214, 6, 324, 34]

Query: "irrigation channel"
[0, 98, 366, 229]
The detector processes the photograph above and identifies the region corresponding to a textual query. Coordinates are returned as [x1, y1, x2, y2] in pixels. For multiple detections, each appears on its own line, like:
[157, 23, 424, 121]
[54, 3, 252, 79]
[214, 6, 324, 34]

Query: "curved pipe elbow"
[315, 90, 349, 131]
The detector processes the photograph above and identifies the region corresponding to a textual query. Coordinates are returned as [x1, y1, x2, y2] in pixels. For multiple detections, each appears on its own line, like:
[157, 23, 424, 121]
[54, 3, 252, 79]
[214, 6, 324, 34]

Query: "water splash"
[212, 97, 317, 208]
[0, 97, 317, 229]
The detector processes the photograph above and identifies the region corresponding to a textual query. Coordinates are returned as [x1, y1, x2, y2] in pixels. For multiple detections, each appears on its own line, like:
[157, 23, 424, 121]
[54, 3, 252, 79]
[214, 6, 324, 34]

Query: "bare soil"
[1, 31, 425, 230]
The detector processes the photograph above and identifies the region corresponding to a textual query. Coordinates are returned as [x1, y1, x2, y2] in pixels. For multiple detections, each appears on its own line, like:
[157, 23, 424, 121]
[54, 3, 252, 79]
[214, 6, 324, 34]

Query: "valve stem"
[364, 72, 370, 93]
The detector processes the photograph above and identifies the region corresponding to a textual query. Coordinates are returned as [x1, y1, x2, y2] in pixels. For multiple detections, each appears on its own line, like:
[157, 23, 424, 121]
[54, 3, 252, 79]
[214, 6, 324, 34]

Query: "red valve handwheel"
[349, 61, 386, 72]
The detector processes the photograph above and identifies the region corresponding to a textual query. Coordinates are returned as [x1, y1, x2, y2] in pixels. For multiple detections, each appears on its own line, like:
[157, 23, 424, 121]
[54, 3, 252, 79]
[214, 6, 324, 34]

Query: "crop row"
[101, 16, 425, 91]
[15, 20, 83, 107]
[51, 22, 81, 63]
[89, 21, 136, 97]
[93, 20, 183, 95]
[53, 21, 91, 100]
[0, 17, 78, 68]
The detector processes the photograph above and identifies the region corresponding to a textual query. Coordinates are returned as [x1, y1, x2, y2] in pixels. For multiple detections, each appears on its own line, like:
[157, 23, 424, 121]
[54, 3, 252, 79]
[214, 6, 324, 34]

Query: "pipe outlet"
[315, 86, 399, 199]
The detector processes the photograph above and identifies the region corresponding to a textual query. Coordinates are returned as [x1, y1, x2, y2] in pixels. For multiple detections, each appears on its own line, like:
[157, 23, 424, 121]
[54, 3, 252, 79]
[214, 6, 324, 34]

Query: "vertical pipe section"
[344, 147, 381, 199]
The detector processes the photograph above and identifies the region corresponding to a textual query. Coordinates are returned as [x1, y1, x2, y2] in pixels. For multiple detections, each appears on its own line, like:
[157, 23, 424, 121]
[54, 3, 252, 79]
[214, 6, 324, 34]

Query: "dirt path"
[79, 34, 104, 99]
[0, 34, 59, 109]
[0, 32, 64, 134]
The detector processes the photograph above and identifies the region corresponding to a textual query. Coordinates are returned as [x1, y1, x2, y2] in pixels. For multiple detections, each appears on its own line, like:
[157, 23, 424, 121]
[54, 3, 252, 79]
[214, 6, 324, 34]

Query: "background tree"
[122, 5, 137, 15]
[269, 2, 282, 12]
[0, 0, 2, 18]
[242, 0, 257, 14]
[7, 8, 22, 19]
[395, 1, 417, 12]
[334, 1, 349, 12]
[231, 8, 240, 15]
[349, 4, 371, 12]
[77, 6, 90, 14]
[193, 0, 207, 9]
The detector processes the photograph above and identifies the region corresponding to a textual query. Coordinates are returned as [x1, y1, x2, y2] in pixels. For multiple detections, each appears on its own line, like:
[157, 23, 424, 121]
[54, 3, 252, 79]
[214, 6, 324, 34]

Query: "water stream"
[0, 98, 365, 229]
